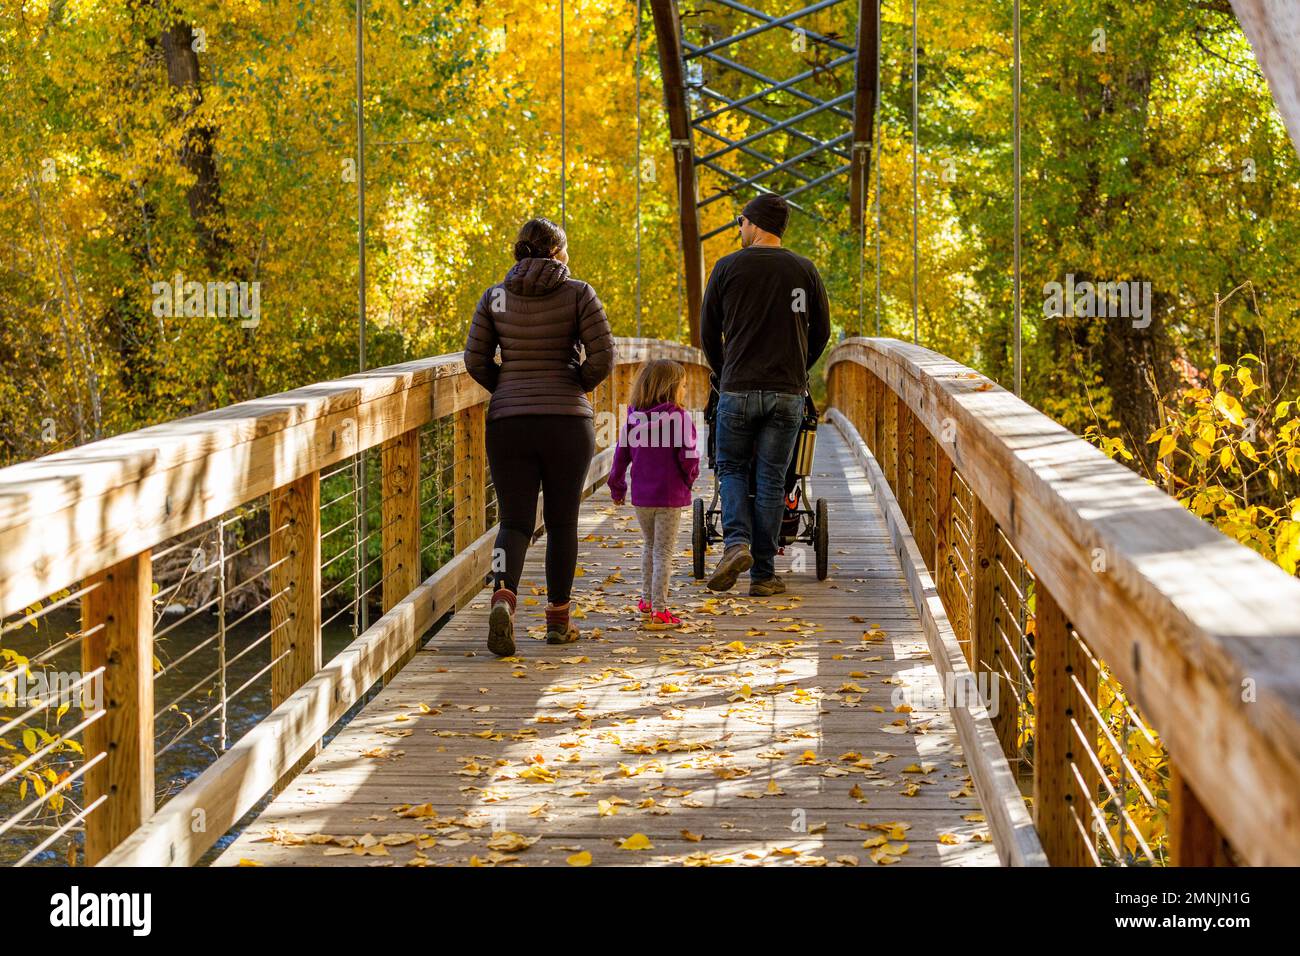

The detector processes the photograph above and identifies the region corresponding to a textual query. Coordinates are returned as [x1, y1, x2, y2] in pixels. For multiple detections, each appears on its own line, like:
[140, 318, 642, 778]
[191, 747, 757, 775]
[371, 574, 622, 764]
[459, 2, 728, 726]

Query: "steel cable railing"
[825, 340, 1292, 866]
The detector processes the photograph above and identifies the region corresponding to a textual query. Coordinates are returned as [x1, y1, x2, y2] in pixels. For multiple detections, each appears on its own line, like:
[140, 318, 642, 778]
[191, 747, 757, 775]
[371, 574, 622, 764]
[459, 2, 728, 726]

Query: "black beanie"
[741, 194, 790, 238]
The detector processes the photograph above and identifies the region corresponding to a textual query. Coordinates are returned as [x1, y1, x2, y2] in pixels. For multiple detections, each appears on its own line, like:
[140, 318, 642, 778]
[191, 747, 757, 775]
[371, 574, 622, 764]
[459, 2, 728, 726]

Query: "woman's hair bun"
[514, 218, 566, 261]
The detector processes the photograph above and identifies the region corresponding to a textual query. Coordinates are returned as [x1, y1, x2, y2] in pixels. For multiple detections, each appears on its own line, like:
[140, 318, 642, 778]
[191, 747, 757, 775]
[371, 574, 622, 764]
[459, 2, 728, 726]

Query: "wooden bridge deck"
[217, 426, 998, 867]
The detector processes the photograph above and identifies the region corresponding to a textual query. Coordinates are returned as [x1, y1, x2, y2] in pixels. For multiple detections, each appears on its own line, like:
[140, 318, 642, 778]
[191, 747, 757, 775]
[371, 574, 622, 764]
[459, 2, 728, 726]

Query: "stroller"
[691, 385, 829, 581]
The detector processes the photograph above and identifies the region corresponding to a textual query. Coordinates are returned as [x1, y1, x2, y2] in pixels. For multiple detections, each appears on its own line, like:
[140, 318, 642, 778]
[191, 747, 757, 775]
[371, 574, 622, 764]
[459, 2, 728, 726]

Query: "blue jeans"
[714, 390, 804, 581]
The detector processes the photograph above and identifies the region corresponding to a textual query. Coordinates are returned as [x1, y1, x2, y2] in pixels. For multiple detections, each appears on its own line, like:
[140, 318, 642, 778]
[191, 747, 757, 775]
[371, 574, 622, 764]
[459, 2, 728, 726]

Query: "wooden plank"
[81, 552, 153, 865]
[828, 409, 1047, 866]
[826, 338, 1300, 865]
[454, 402, 487, 556]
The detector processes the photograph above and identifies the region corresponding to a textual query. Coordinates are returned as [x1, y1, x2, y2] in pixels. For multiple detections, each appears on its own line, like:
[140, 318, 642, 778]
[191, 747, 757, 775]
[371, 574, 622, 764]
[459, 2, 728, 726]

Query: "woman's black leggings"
[485, 414, 595, 605]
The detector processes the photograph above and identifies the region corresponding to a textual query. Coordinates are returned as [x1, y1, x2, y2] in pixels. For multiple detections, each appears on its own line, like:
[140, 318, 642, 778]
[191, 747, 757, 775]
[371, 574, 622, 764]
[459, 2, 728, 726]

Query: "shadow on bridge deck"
[217, 426, 998, 866]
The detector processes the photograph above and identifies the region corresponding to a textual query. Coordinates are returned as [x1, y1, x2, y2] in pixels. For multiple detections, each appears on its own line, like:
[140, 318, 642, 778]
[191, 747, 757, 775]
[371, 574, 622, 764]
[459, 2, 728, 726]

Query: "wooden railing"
[0, 337, 708, 867]
[827, 337, 1300, 867]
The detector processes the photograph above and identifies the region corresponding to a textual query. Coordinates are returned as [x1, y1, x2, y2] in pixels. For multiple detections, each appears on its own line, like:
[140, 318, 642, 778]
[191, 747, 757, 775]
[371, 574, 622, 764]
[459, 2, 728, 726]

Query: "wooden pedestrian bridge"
[2, 336, 1298, 868]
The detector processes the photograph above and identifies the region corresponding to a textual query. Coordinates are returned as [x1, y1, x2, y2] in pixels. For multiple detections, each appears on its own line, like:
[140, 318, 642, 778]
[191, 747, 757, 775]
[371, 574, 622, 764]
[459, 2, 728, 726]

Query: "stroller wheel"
[815, 498, 829, 581]
[692, 498, 707, 580]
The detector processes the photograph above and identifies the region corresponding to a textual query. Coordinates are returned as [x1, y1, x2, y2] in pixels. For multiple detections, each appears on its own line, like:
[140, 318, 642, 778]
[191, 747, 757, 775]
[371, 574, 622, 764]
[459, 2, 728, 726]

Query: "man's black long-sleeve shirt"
[700, 245, 831, 395]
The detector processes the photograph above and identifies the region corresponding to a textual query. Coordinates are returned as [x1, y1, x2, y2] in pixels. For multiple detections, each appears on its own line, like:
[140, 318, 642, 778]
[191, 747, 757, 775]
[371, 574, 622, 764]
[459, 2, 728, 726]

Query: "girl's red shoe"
[646, 609, 682, 631]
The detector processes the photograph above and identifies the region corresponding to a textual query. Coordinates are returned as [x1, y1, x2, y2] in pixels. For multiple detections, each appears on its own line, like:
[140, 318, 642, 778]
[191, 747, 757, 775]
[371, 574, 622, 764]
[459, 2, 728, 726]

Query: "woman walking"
[463, 218, 615, 656]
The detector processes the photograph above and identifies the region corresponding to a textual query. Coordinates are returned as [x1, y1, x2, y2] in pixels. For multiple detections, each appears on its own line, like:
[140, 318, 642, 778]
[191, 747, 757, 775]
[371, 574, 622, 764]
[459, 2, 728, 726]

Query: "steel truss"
[651, 0, 879, 345]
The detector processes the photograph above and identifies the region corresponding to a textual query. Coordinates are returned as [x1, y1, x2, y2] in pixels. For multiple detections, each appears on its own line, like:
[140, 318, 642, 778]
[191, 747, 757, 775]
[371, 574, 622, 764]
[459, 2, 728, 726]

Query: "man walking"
[701, 194, 831, 596]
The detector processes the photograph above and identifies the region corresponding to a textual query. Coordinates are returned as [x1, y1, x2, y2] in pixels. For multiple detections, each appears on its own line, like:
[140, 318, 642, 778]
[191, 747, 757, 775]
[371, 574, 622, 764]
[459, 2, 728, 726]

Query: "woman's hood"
[503, 257, 570, 296]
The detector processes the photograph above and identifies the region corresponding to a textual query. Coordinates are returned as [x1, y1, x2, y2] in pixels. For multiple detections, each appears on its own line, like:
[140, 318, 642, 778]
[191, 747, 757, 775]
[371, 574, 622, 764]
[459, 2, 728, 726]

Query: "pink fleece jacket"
[607, 402, 700, 508]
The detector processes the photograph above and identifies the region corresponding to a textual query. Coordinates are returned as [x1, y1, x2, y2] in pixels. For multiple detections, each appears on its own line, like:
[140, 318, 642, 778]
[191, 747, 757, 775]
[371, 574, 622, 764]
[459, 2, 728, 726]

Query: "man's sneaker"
[706, 544, 753, 592]
[487, 600, 516, 657]
[749, 576, 787, 597]
[646, 609, 682, 631]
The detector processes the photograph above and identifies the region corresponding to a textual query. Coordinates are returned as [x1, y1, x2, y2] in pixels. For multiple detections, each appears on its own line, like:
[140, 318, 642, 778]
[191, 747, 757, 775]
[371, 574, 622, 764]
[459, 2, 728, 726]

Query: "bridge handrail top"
[830, 335, 1300, 621]
[828, 337, 1300, 700]
[0, 337, 701, 620]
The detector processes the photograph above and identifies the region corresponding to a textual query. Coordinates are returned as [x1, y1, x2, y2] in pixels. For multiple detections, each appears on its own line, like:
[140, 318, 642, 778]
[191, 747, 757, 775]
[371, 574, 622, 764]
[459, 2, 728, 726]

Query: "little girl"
[607, 359, 700, 629]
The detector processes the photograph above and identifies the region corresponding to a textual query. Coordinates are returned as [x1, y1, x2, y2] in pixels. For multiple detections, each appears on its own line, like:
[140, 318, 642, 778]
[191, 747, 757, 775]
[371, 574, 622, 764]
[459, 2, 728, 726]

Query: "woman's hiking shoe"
[646, 609, 682, 630]
[707, 543, 753, 592]
[546, 622, 581, 644]
[749, 576, 787, 597]
[544, 601, 579, 645]
[487, 588, 517, 657]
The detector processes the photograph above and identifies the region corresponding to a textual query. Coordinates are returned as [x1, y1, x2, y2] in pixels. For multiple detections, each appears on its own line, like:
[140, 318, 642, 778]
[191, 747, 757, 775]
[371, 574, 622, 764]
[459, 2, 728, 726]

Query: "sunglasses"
[736, 215, 747, 228]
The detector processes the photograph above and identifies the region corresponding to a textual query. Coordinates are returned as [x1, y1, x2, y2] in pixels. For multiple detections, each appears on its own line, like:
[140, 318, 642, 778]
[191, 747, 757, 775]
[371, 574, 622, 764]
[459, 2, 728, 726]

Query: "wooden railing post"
[971, 498, 1016, 760]
[82, 552, 153, 865]
[270, 473, 322, 780]
[1169, 765, 1232, 866]
[862, 366, 878, 454]
[376, 431, 423, 683]
[873, 366, 883, 455]
[270, 474, 322, 706]
[1034, 585, 1099, 866]
[593, 378, 614, 450]
[897, 400, 913, 523]
[934, 450, 969, 663]
[381, 431, 421, 610]
[912, 415, 931, 568]
[614, 362, 638, 427]
[454, 402, 487, 555]
[851, 363, 867, 437]
[883, 385, 899, 494]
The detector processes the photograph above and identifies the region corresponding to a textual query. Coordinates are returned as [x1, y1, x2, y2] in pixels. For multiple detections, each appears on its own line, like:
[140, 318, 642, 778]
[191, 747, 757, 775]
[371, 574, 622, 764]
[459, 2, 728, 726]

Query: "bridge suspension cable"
[1013, 0, 1023, 396]
[636, 0, 643, 337]
[561, 0, 567, 230]
[355, 0, 370, 631]
[911, 0, 919, 346]
[874, 0, 882, 337]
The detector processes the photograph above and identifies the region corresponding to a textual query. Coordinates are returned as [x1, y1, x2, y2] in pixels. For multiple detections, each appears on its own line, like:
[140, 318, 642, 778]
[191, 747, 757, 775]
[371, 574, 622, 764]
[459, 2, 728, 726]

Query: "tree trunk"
[159, 21, 228, 268]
